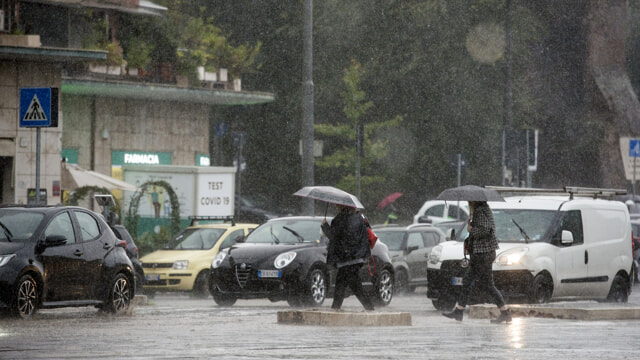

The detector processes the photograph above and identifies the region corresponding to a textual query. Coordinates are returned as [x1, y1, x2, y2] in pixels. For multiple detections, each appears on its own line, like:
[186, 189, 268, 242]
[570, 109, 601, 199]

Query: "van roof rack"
[485, 186, 627, 200]
[188, 216, 235, 226]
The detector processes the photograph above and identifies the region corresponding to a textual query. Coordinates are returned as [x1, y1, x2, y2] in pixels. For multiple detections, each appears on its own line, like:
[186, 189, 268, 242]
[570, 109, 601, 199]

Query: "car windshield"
[165, 228, 226, 250]
[0, 210, 44, 243]
[246, 219, 324, 244]
[455, 209, 558, 243]
[376, 231, 405, 251]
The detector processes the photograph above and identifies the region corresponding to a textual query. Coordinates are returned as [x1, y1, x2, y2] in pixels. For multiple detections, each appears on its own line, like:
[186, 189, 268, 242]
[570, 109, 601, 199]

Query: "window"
[423, 232, 440, 247]
[425, 205, 444, 217]
[554, 210, 583, 245]
[406, 233, 424, 249]
[45, 212, 76, 244]
[75, 211, 101, 241]
[219, 229, 245, 250]
[448, 205, 467, 220]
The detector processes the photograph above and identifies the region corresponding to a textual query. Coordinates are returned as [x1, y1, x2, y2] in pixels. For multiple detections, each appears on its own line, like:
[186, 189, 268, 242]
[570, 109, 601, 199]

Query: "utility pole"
[301, 0, 315, 215]
[502, 0, 512, 186]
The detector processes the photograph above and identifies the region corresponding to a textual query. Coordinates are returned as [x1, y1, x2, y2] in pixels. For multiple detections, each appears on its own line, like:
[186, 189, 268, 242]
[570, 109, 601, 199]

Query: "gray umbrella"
[293, 186, 365, 209]
[436, 185, 505, 202]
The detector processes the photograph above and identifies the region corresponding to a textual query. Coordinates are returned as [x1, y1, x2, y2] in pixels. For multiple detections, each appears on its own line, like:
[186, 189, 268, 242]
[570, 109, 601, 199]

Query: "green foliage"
[65, 186, 121, 218]
[125, 180, 181, 241]
[104, 41, 124, 66]
[314, 60, 403, 196]
[165, 5, 262, 81]
[123, 37, 153, 69]
[136, 226, 172, 258]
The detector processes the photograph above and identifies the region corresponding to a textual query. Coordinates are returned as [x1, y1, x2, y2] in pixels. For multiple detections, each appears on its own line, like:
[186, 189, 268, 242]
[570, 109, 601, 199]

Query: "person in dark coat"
[321, 204, 374, 311]
[442, 201, 511, 323]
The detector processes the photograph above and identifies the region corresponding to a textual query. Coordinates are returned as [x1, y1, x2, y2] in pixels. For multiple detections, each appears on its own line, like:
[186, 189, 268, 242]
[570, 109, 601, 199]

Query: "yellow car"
[140, 220, 258, 298]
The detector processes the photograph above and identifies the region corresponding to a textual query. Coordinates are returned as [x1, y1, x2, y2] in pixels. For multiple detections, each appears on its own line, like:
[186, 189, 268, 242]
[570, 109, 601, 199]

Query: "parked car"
[630, 219, 640, 282]
[413, 200, 469, 224]
[111, 224, 145, 294]
[140, 218, 257, 298]
[0, 205, 135, 318]
[209, 216, 395, 307]
[375, 224, 446, 293]
[235, 194, 281, 224]
[427, 190, 634, 311]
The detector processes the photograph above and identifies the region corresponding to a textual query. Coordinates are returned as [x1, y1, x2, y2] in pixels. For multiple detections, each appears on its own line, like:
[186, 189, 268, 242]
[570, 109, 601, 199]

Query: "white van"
[426, 188, 634, 311]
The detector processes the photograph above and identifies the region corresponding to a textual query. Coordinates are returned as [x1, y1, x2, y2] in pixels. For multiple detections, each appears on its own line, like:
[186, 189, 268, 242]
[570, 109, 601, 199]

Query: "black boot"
[442, 307, 464, 321]
[491, 309, 512, 324]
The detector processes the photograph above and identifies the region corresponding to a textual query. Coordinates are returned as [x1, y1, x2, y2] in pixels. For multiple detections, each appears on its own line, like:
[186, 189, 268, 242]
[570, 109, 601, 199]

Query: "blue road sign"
[631, 139, 640, 157]
[215, 122, 227, 137]
[19, 88, 55, 127]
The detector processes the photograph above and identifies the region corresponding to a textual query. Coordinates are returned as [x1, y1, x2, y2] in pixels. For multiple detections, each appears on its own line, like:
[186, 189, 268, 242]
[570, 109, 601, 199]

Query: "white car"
[426, 190, 634, 311]
[413, 200, 469, 224]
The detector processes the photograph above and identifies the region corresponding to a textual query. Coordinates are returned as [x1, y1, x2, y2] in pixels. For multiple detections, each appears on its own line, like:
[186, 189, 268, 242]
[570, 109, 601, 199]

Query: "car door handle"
[584, 250, 588, 264]
[74, 249, 83, 257]
[103, 243, 113, 250]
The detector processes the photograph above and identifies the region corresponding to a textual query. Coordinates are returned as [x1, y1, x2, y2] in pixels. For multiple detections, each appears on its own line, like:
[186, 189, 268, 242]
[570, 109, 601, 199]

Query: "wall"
[62, 95, 211, 174]
[0, 61, 63, 205]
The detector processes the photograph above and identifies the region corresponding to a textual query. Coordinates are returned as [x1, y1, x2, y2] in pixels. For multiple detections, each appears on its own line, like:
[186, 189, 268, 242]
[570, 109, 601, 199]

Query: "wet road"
[1, 285, 640, 359]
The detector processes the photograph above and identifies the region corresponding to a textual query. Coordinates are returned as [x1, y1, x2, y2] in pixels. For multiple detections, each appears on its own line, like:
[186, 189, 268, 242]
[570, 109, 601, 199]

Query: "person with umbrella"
[438, 186, 511, 323]
[378, 192, 402, 225]
[321, 204, 375, 311]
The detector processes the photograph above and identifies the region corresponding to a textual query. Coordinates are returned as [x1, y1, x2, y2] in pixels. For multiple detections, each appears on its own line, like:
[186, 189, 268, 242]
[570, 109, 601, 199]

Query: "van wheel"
[607, 274, 628, 303]
[529, 274, 552, 304]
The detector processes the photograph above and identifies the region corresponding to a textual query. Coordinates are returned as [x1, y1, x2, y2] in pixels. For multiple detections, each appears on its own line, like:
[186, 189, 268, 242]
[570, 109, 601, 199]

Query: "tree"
[315, 60, 402, 205]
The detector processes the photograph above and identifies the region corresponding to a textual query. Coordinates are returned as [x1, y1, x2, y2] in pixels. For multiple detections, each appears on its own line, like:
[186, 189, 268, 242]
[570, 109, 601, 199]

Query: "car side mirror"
[45, 234, 67, 247]
[234, 235, 245, 243]
[561, 230, 574, 245]
[407, 245, 419, 253]
[418, 216, 432, 224]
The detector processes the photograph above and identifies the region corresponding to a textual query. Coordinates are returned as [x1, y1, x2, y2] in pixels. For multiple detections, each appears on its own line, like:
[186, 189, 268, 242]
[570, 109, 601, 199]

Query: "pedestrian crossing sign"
[19, 87, 58, 128]
[631, 139, 640, 157]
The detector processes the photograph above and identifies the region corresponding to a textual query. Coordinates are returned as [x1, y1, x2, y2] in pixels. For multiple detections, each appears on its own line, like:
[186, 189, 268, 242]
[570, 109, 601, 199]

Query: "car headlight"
[0, 254, 15, 267]
[173, 260, 188, 270]
[274, 251, 297, 269]
[212, 252, 226, 269]
[495, 247, 529, 266]
[428, 245, 442, 264]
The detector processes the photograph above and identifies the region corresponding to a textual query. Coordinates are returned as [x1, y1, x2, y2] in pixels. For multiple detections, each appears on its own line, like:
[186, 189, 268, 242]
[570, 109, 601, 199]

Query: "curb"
[469, 303, 640, 320]
[277, 309, 412, 326]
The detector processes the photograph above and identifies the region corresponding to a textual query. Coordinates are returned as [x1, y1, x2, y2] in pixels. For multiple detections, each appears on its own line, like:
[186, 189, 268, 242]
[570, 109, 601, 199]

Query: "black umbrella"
[293, 186, 364, 209]
[436, 185, 505, 202]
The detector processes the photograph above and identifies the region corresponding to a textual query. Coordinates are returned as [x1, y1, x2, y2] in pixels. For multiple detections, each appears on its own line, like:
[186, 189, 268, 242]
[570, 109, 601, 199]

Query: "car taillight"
[116, 240, 127, 248]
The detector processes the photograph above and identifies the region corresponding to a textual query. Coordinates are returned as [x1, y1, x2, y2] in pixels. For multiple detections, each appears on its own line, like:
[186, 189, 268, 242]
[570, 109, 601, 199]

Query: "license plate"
[451, 277, 463, 285]
[258, 270, 281, 278]
[146, 274, 160, 281]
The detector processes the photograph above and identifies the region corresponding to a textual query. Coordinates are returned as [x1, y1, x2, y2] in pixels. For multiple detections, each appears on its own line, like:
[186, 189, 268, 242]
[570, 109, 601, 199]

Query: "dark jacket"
[321, 209, 371, 267]
[468, 202, 499, 254]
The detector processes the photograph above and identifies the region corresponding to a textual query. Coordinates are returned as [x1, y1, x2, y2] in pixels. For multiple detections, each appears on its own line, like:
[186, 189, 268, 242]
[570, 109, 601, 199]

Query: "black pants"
[332, 263, 374, 310]
[457, 251, 506, 308]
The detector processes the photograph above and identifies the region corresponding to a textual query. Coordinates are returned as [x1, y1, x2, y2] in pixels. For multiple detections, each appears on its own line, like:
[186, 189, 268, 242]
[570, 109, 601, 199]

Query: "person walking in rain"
[442, 200, 511, 323]
[321, 204, 375, 311]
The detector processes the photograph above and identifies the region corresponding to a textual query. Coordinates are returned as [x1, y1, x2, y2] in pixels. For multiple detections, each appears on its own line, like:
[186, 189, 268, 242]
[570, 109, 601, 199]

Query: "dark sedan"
[0, 205, 135, 318]
[209, 216, 394, 307]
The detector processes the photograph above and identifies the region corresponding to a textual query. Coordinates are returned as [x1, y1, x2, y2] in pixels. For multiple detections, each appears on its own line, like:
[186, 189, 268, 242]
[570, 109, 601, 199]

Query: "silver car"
[374, 224, 446, 293]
